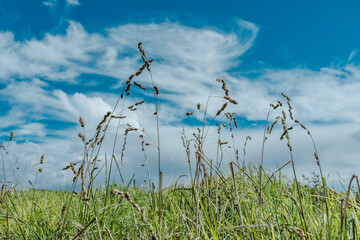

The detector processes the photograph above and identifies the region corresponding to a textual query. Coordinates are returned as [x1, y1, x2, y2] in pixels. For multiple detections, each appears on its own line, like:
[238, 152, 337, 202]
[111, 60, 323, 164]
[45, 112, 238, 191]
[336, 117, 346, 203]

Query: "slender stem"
[1, 148, 10, 239]
[259, 109, 271, 220]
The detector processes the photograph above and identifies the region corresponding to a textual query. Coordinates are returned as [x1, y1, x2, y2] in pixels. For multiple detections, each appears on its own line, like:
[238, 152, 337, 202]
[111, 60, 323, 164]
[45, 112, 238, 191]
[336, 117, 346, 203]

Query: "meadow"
[1, 43, 360, 239]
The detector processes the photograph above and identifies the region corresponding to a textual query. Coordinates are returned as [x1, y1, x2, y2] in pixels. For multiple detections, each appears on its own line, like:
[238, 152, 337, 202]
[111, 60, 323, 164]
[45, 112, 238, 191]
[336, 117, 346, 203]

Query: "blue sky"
[1, 0, 360, 189]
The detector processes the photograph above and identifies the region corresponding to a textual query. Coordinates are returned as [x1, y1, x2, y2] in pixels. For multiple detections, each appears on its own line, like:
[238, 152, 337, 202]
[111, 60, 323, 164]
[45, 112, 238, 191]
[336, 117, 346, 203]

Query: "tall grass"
[1, 43, 360, 239]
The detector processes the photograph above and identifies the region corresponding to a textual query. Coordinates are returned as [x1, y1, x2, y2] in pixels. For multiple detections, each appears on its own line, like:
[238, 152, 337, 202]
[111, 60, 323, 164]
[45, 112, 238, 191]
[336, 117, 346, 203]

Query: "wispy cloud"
[43, 0, 57, 8]
[67, 0, 80, 6]
[349, 50, 357, 61]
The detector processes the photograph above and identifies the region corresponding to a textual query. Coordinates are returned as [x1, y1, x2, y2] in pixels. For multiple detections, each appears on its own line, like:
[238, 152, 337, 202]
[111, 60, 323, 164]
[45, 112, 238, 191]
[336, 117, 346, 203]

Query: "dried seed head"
[39, 168, 43, 173]
[129, 74, 135, 81]
[281, 92, 291, 101]
[197, 103, 201, 110]
[153, 86, 159, 94]
[269, 120, 278, 135]
[216, 102, 228, 116]
[135, 100, 146, 106]
[234, 118, 238, 128]
[79, 117, 85, 128]
[186, 111, 193, 116]
[134, 82, 147, 90]
[135, 64, 146, 76]
[219, 141, 228, 145]
[40, 154, 45, 164]
[229, 98, 238, 104]
[78, 133, 85, 142]
[62, 165, 71, 170]
[280, 130, 287, 140]
[10, 131, 14, 141]
[287, 101, 292, 109]
[125, 83, 131, 92]
[111, 115, 126, 119]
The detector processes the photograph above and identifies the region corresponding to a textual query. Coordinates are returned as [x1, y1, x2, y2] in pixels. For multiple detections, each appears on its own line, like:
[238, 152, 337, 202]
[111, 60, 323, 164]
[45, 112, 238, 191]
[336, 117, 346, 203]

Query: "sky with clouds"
[1, 0, 360, 190]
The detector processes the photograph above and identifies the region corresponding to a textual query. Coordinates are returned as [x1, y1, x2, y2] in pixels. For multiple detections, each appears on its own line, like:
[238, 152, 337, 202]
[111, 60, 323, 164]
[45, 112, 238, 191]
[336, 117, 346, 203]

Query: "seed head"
[153, 86, 159, 95]
[79, 117, 85, 128]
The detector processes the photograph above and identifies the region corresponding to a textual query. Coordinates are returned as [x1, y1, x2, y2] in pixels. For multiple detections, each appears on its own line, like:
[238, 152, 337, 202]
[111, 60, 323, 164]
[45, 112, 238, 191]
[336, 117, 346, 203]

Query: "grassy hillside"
[1, 169, 359, 239]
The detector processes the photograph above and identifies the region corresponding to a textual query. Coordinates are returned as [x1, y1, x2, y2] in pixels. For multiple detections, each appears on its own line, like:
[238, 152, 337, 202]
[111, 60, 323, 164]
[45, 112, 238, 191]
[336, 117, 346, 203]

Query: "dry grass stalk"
[87, 111, 111, 148]
[229, 162, 245, 239]
[121, 127, 138, 166]
[111, 189, 158, 240]
[104, 226, 114, 240]
[340, 175, 360, 240]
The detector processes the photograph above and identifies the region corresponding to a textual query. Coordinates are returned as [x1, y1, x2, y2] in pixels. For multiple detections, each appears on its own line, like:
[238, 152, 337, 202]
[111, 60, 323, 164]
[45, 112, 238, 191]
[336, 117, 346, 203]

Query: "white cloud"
[43, 0, 57, 8]
[67, 0, 80, 5]
[349, 50, 357, 61]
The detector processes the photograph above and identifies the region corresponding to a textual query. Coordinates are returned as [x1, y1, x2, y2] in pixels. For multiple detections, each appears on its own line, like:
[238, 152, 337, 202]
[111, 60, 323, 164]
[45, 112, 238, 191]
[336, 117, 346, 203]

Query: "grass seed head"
[153, 86, 159, 94]
[281, 92, 291, 101]
[134, 82, 147, 90]
[79, 117, 85, 128]
[216, 102, 228, 116]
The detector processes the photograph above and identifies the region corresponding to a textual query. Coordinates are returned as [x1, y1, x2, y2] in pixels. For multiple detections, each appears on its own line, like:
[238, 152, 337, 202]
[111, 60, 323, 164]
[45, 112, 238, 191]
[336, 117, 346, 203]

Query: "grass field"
[1, 43, 360, 239]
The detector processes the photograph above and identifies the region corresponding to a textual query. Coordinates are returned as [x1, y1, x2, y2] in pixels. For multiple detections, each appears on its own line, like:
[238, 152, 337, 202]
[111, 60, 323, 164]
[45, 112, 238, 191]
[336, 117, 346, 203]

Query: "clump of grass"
[1, 43, 360, 239]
